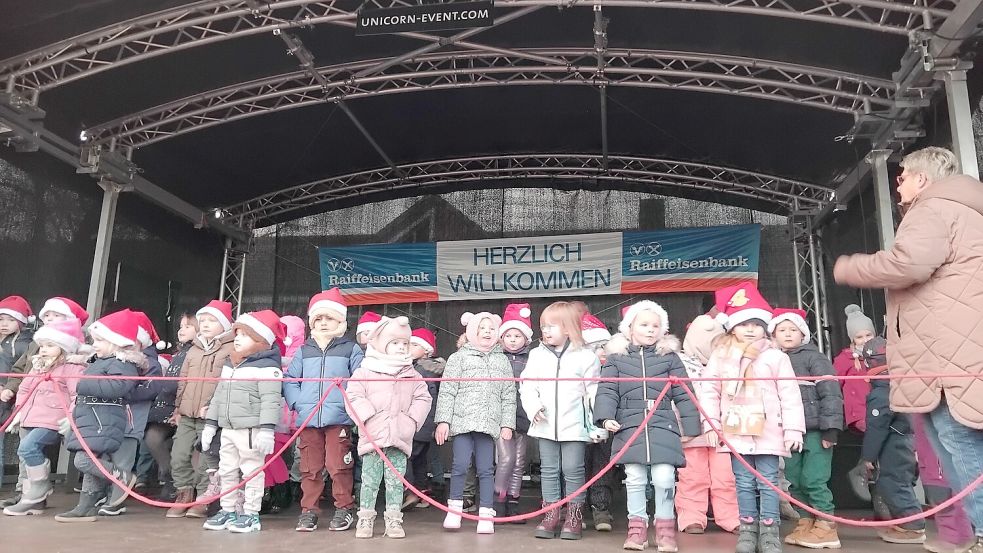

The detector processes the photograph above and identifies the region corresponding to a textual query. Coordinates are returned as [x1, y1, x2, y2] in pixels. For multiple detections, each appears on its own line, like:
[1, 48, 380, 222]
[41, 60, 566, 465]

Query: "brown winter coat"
[174, 332, 235, 418]
[834, 174, 983, 429]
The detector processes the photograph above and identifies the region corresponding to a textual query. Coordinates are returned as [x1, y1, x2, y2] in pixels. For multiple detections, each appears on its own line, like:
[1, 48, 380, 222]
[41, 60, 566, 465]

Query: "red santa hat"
[714, 281, 773, 331]
[34, 318, 84, 354]
[234, 310, 286, 349]
[581, 313, 612, 345]
[196, 300, 233, 331]
[131, 310, 167, 350]
[0, 295, 34, 325]
[411, 328, 437, 355]
[88, 309, 142, 348]
[499, 303, 533, 340]
[769, 308, 811, 343]
[619, 300, 669, 337]
[357, 310, 382, 335]
[38, 296, 88, 325]
[308, 288, 347, 324]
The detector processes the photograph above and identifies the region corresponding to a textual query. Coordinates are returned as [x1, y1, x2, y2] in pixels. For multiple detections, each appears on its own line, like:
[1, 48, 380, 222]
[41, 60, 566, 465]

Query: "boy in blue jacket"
[284, 288, 363, 532]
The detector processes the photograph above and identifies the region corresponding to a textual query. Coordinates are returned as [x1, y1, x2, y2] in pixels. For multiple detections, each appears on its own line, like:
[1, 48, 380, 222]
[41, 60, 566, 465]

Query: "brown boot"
[535, 501, 562, 539]
[185, 500, 209, 519]
[624, 517, 649, 550]
[796, 520, 841, 549]
[785, 518, 814, 545]
[878, 526, 926, 544]
[560, 503, 584, 540]
[165, 488, 194, 518]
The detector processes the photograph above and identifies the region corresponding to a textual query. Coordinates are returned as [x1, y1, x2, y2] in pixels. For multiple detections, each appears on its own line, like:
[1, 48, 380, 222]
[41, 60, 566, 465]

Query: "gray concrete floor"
[0, 488, 935, 553]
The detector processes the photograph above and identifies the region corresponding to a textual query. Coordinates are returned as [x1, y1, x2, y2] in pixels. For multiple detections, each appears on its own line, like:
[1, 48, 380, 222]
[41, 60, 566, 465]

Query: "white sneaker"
[443, 499, 463, 530]
[476, 507, 495, 534]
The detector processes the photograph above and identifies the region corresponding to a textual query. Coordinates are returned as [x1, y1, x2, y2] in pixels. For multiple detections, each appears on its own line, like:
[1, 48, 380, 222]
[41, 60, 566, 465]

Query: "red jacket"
[833, 347, 869, 432]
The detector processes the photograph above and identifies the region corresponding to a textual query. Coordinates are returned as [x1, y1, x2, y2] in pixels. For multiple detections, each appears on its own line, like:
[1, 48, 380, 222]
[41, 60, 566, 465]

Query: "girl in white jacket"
[520, 302, 601, 541]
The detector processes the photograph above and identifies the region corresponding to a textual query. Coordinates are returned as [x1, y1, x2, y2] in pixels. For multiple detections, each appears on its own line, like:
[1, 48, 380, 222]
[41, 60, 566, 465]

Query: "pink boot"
[654, 519, 678, 553]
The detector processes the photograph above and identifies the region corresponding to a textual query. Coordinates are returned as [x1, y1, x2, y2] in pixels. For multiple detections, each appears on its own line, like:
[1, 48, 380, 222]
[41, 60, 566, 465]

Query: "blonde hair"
[901, 147, 959, 182]
[541, 302, 585, 349]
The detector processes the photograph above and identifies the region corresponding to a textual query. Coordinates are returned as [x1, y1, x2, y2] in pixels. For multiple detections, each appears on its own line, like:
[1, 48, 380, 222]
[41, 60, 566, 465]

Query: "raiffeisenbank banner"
[319, 224, 760, 305]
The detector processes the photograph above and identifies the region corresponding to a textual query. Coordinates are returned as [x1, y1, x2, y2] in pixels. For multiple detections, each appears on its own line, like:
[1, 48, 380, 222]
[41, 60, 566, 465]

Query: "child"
[769, 308, 844, 549]
[494, 303, 533, 522]
[521, 301, 601, 541]
[2, 319, 85, 516]
[674, 314, 739, 535]
[201, 310, 285, 533]
[166, 300, 235, 518]
[356, 311, 382, 347]
[283, 288, 363, 532]
[346, 316, 433, 539]
[859, 337, 927, 545]
[402, 327, 445, 510]
[703, 282, 806, 553]
[833, 304, 877, 433]
[582, 312, 616, 532]
[596, 301, 701, 552]
[56, 309, 144, 523]
[0, 296, 35, 479]
[435, 311, 516, 534]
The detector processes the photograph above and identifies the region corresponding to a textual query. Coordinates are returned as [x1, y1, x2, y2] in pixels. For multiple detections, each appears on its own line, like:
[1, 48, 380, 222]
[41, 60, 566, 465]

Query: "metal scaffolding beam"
[790, 210, 830, 354]
[0, 0, 954, 92]
[84, 49, 895, 148]
[221, 153, 829, 225]
[219, 237, 249, 318]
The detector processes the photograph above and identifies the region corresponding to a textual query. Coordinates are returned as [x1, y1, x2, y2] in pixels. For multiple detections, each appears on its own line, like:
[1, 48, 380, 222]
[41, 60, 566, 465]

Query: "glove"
[201, 425, 217, 451]
[58, 418, 72, 436]
[5, 411, 22, 433]
[255, 428, 275, 455]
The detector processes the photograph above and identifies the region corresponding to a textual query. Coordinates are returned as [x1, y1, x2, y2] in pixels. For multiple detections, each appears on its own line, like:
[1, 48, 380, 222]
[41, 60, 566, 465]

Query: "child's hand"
[533, 408, 547, 424]
[58, 418, 71, 436]
[603, 419, 621, 432]
[500, 428, 513, 441]
[198, 406, 209, 418]
[0, 388, 13, 402]
[435, 423, 450, 445]
[821, 440, 834, 449]
[5, 411, 22, 433]
[785, 437, 804, 453]
[169, 411, 181, 426]
[704, 430, 719, 448]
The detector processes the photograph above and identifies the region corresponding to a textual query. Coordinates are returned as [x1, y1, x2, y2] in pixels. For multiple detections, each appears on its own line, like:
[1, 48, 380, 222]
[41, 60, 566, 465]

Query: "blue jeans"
[17, 427, 60, 467]
[923, 396, 983, 537]
[450, 432, 495, 508]
[625, 463, 676, 521]
[732, 454, 780, 522]
[539, 439, 587, 504]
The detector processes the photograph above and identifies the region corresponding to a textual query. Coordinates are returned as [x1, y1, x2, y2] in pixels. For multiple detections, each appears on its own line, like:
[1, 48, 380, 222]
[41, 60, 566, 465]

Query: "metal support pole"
[807, 229, 825, 354]
[86, 182, 121, 320]
[867, 149, 896, 249]
[943, 69, 980, 179]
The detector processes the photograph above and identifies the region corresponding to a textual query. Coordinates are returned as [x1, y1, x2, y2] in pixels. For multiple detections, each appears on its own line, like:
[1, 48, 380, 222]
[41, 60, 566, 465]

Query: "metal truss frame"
[222, 153, 830, 225]
[0, 0, 955, 93]
[790, 210, 830, 354]
[219, 237, 249, 318]
[84, 49, 896, 148]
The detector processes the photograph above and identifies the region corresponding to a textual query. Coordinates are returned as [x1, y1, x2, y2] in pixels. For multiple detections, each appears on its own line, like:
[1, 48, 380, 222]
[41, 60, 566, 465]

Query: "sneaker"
[98, 504, 127, 516]
[203, 509, 238, 531]
[329, 507, 354, 531]
[879, 526, 927, 544]
[796, 520, 841, 549]
[3, 498, 47, 516]
[593, 507, 614, 532]
[106, 468, 138, 509]
[296, 510, 318, 532]
[355, 509, 376, 539]
[786, 518, 814, 545]
[229, 513, 261, 533]
[462, 497, 477, 513]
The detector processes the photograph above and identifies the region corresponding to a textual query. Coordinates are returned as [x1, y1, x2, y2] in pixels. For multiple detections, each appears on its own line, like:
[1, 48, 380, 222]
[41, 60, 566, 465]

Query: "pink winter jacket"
[703, 343, 806, 457]
[15, 358, 86, 431]
[346, 362, 433, 456]
[833, 347, 869, 432]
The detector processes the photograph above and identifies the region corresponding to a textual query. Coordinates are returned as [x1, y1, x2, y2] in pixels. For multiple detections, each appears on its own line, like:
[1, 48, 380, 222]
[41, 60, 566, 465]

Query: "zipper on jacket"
[320, 345, 329, 428]
[641, 350, 651, 464]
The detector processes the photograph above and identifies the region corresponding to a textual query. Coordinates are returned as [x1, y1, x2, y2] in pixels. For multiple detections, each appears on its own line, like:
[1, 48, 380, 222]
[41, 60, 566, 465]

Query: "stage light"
[79, 130, 88, 142]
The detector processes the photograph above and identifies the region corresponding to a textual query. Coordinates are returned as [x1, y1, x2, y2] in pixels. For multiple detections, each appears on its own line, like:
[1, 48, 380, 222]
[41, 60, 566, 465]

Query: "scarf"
[361, 345, 413, 376]
[713, 337, 772, 397]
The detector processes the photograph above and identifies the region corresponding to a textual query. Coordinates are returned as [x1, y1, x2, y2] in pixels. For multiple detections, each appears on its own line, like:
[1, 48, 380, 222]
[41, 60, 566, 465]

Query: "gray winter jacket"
[785, 342, 844, 441]
[206, 347, 283, 430]
[594, 342, 701, 467]
[435, 343, 516, 439]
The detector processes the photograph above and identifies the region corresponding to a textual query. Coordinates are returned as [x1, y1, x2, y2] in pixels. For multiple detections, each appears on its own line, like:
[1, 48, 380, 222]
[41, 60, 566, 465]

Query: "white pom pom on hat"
[519, 307, 531, 318]
[461, 312, 475, 327]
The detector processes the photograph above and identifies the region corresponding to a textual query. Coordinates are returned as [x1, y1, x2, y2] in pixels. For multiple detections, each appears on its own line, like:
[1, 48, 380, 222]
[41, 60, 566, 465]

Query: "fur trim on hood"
[116, 348, 150, 371]
[604, 333, 680, 356]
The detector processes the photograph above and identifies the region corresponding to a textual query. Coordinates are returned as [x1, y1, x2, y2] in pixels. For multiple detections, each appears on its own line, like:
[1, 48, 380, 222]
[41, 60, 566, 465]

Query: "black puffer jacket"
[66, 351, 142, 455]
[413, 357, 445, 441]
[785, 342, 844, 441]
[149, 342, 191, 424]
[505, 346, 530, 433]
[594, 341, 701, 467]
[0, 329, 33, 423]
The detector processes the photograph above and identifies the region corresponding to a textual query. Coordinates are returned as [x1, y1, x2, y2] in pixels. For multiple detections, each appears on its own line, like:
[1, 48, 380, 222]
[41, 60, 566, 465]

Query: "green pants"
[785, 430, 836, 515]
[359, 448, 408, 512]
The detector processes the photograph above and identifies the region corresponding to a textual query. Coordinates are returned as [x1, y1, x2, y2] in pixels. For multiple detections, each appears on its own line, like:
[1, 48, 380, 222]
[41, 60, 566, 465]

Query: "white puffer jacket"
[520, 342, 600, 442]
